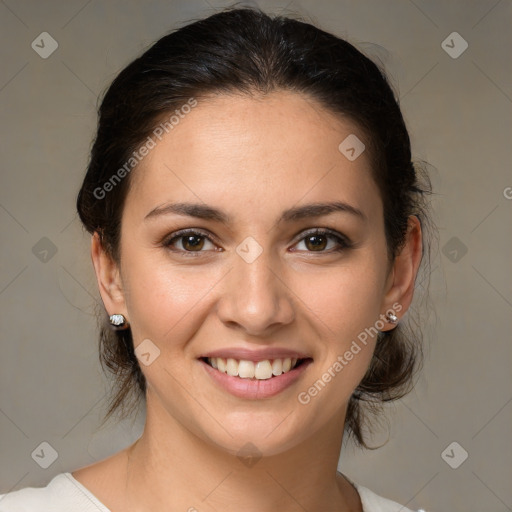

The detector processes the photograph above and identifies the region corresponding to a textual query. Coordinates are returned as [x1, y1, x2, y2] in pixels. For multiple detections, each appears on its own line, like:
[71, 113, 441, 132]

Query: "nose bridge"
[218, 237, 294, 333]
[237, 246, 277, 302]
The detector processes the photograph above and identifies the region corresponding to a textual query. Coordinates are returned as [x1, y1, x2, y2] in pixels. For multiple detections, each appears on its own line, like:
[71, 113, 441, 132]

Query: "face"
[95, 90, 414, 457]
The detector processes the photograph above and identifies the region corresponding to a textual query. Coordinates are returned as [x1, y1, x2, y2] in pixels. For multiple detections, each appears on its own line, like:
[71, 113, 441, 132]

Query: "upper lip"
[199, 347, 312, 362]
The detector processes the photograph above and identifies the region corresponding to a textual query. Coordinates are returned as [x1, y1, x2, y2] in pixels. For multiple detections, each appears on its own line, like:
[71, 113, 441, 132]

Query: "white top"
[0, 472, 423, 512]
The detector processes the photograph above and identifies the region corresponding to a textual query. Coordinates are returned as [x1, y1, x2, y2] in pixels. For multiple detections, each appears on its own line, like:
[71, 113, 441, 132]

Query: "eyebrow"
[144, 200, 367, 224]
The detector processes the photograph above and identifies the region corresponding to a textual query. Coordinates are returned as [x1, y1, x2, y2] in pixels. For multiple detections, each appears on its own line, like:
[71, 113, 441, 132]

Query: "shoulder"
[0, 472, 110, 512]
[354, 482, 423, 512]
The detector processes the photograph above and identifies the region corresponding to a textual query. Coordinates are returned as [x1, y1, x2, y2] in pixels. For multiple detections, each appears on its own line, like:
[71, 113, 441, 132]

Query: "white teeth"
[238, 360, 255, 378]
[255, 360, 273, 380]
[226, 358, 239, 377]
[271, 359, 283, 376]
[207, 356, 302, 380]
[217, 357, 227, 373]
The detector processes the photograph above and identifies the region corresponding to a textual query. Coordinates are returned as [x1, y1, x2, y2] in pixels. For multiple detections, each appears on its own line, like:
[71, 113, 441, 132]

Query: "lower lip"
[200, 359, 312, 399]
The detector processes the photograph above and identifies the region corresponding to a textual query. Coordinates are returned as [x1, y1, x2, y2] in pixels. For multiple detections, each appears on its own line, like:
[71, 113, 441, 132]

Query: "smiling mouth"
[201, 357, 311, 380]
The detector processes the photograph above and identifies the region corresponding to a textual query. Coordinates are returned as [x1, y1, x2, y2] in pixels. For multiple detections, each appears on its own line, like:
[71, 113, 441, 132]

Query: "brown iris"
[182, 235, 205, 251]
[304, 234, 328, 251]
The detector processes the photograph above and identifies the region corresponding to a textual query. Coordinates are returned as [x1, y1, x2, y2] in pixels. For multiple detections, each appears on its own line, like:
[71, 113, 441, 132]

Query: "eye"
[292, 228, 351, 253]
[163, 229, 218, 254]
[162, 227, 351, 256]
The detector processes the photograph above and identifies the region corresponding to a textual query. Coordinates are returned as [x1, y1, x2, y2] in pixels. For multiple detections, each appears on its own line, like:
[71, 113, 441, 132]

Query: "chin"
[194, 408, 317, 459]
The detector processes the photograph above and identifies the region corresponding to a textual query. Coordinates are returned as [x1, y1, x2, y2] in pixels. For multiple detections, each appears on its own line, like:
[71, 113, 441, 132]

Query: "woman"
[0, 6, 432, 511]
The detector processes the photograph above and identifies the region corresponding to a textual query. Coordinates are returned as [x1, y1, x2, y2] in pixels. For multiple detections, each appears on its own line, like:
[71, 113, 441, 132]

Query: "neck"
[120, 393, 361, 512]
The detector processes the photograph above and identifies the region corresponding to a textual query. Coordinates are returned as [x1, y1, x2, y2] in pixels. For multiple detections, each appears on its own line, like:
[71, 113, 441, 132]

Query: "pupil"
[306, 235, 326, 251]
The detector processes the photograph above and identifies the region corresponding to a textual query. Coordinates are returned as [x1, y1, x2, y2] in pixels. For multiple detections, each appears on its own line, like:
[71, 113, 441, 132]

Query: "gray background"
[1, 1, 511, 511]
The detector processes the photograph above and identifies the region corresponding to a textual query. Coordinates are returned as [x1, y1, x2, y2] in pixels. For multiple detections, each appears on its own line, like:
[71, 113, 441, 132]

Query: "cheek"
[291, 252, 387, 404]
[296, 257, 386, 342]
[121, 249, 223, 347]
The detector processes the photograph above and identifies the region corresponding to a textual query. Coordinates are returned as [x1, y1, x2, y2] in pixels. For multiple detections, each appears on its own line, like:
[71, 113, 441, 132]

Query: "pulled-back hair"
[76, 6, 433, 448]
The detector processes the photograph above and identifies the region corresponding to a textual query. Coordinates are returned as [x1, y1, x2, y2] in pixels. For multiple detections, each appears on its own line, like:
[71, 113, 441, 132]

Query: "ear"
[380, 216, 423, 330]
[90, 232, 127, 319]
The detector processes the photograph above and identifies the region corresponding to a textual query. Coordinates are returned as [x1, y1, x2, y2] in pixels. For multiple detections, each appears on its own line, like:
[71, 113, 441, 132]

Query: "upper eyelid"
[165, 228, 220, 245]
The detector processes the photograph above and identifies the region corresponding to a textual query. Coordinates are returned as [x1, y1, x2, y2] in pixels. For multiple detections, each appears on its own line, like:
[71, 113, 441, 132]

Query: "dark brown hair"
[76, 6, 433, 448]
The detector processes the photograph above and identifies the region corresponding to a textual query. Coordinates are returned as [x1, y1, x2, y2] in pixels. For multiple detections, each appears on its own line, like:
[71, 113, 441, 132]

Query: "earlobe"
[381, 216, 423, 326]
[90, 232, 127, 316]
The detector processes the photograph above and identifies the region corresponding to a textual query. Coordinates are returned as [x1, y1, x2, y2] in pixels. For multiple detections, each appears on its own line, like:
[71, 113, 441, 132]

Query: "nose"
[216, 247, 295, 336]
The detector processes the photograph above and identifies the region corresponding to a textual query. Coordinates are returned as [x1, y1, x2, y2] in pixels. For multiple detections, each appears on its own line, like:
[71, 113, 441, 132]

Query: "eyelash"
[162, 228, 352, 256]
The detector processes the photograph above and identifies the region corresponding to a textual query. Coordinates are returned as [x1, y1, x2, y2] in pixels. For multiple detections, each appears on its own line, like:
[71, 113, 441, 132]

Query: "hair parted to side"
[76, 5, 434, 448]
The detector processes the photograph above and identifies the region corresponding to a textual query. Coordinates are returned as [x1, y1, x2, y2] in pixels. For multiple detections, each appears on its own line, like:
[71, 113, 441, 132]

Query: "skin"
[73, 90, 422, 512]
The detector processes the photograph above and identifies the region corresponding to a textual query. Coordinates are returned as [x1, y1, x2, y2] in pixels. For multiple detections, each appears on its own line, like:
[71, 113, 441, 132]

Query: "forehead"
[126, 90, 382, 223]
